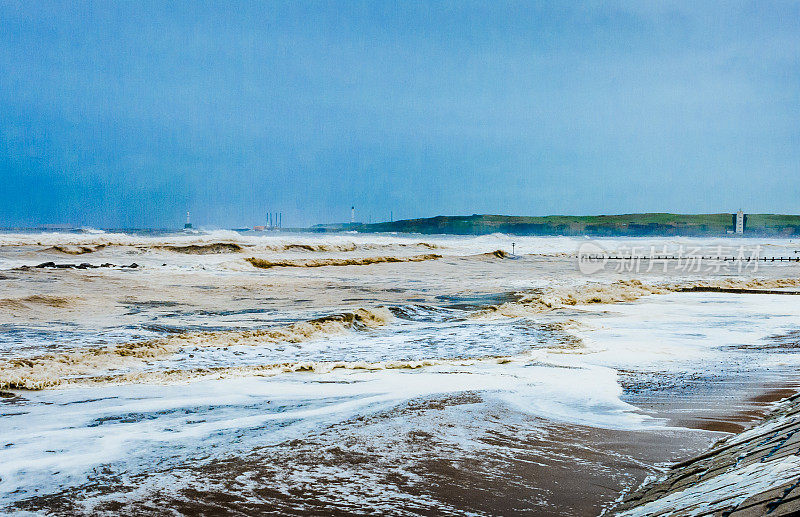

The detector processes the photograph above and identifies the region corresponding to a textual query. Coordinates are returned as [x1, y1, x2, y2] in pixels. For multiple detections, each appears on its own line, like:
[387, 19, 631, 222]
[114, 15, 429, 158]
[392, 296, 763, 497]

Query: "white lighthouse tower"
[735, 210, 745, 234]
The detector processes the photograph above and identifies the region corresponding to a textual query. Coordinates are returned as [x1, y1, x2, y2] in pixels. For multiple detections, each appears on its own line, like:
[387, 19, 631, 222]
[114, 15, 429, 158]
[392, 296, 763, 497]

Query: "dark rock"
[35, 262, 56, 268]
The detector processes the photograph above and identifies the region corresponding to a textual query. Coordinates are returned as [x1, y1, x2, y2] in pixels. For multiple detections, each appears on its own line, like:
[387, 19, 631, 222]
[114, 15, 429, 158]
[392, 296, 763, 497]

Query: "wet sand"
[8, 396, 714, 516]
[12, 377, 797, 517]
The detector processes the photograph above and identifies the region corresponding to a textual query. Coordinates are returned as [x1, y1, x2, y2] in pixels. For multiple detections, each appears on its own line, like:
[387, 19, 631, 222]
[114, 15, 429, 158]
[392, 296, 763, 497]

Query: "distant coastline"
[312, 213, 800, 237]
[5, 213, 800, 238]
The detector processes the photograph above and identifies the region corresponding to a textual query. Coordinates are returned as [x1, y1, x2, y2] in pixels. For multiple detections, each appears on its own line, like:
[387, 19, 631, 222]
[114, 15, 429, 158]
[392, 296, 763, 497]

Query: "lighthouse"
[733, 210, 745, 234]
[184, 211, 193, 229]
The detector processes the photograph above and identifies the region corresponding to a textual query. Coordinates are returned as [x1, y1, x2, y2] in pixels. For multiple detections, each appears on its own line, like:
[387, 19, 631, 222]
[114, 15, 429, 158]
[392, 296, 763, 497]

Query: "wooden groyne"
[678, 286, 800, 295]
[580, 255, 800, 262]
[610, 393, 800, 516]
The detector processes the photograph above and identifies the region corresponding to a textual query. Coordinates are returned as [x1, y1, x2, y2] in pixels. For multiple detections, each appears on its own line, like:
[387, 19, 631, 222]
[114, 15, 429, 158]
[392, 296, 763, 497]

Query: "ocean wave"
[245, 254, 442, 269]
[0, 307, 590, 391]
[0, 295, 75, 311]
[480, 250, 512, 259]
[2, 347, 575, 390]
[0, 230, 443, 249]
[474, 277, 800, 319]
[41, 245, 106, 255]
[4, 277, 799, 390]
[158, 243, 244, 254]
[3, 232, 800, 260]
[266, 242, 440, 252]
[0, 307, 392, 390]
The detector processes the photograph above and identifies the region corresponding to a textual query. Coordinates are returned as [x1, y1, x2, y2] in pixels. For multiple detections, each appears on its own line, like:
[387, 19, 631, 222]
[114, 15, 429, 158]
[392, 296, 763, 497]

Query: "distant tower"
[184, 211, 192, 229]
[734, 210, 745, 234]
[351, 206, 355, 224]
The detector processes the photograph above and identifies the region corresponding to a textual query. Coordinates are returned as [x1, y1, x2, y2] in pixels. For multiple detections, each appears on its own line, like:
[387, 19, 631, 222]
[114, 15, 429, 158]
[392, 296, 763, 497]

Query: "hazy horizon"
[2, 1, 799, 228]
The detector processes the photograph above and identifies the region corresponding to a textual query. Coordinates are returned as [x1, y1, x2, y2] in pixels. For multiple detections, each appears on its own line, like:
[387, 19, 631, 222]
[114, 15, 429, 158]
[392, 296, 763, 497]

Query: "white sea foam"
[0, 358, 650, 500]
[2, 291, 798, 506]
[2, 233, 800, 511]
[1, 230, 797, 257]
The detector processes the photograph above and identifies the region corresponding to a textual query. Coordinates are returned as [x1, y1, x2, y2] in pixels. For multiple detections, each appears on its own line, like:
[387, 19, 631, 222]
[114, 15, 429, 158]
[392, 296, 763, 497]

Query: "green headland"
[312, 213, 800, 237]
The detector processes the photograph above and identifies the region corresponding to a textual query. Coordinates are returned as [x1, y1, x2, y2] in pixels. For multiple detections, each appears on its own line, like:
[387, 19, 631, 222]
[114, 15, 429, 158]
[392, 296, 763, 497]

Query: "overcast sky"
[1, 1, 798, 228]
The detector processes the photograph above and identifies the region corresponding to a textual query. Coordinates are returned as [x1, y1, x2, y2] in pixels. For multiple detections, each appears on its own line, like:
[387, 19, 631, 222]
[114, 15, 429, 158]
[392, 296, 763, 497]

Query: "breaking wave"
[267, 242, 441, 252]
[245, 254, 442, 269]
[3, 277, 799, 390]
[0, 231, 443, 253]
[0, 308, 392, 390]
[0, 295, 75, 310]
[481, 250, 512, 259]
[474, 277, 800, 319]
[158, 243, 244, 254]
[46, 355, 523, 388]
[42, 245, 106, 255]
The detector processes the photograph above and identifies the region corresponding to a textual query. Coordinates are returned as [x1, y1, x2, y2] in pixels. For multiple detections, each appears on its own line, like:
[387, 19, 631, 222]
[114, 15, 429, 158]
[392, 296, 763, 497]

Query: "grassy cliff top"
[313, 213, 800, 236]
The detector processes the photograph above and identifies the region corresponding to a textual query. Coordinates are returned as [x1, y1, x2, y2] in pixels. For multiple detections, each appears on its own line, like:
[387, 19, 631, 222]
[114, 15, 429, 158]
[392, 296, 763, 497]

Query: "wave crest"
[475, 277, 800, 319]
[0, 307, 392, 390]
[42, 245, 106, 255]
[245, 254, 441, 269]
[159, 243, 244, 254]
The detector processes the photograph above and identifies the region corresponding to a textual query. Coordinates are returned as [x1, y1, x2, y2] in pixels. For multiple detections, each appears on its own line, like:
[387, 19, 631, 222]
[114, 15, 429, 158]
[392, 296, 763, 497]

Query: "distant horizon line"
[2, 211, 799, 232]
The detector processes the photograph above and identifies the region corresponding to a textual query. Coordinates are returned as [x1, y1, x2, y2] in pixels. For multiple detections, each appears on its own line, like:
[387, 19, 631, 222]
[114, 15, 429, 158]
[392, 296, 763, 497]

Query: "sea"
[1, 229, 799, 515]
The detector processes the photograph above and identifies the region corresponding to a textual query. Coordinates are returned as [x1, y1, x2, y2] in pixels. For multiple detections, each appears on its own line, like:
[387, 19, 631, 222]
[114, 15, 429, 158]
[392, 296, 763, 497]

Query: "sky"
[1, 1, 798, 229]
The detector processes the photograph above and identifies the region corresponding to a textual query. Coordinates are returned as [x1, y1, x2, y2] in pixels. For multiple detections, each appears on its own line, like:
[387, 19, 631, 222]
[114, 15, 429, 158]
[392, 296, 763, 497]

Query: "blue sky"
[1, 1, 798, 228]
